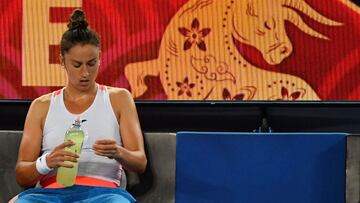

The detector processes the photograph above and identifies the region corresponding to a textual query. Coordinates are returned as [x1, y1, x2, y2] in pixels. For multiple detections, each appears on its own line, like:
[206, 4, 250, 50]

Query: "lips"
[79, 80, 90, 86]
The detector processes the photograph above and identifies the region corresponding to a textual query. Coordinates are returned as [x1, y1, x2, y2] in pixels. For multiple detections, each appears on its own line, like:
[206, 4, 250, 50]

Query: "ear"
[246, 2, 257, 17]
[59, 54, 64, 66]
[98, 51, 101, 66]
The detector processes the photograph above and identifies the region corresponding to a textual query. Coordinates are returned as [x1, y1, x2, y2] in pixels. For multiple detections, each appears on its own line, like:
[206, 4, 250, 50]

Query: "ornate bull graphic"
[125, 0, 342, 100]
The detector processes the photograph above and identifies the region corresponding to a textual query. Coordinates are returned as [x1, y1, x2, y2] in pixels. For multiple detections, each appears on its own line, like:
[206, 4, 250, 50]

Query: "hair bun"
[68, 9, 89, 30]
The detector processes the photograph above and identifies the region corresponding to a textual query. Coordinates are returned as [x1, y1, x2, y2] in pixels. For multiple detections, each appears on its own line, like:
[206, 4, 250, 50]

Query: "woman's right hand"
[46, 141, 79, 169]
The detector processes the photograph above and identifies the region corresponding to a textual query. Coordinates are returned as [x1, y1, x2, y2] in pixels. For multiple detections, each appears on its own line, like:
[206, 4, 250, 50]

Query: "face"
[61, 44, 100, 91]
[232, 1, 292, 65]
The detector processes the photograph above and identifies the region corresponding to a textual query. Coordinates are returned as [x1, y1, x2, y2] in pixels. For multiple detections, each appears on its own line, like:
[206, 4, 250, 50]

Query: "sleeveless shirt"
[40, 84, 125, 187]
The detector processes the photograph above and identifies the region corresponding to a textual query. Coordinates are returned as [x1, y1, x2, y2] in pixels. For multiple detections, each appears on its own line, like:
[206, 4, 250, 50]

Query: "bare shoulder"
[107, 87, 136, 120]
[107, 86, 134, 109]
[28, 93, 52, 119]
[107, 87, 133, 103]
[32, 93, 51, 108]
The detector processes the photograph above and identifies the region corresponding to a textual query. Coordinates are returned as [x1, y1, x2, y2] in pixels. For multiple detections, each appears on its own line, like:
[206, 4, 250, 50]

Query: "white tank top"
[41, 84, 125, 187]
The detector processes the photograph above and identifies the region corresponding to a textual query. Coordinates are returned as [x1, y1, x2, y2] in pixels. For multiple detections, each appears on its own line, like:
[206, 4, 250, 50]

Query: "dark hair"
[60, 9, 100, 56]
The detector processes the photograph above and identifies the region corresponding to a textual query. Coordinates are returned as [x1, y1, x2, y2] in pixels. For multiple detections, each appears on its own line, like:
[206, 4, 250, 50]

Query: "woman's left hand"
[92, 139, 121, 159]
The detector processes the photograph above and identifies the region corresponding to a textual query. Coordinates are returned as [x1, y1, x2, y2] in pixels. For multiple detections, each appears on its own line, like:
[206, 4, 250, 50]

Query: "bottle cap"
[72, 117, 87, 127]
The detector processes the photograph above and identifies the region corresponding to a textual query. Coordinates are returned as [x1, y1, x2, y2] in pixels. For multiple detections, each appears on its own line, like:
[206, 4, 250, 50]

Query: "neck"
[64, 83, 97, 101]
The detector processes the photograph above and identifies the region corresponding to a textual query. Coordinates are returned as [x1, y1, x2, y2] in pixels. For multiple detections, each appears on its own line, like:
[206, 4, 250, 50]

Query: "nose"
[80, 66, 90, 78]
[279, 45, 289, 56]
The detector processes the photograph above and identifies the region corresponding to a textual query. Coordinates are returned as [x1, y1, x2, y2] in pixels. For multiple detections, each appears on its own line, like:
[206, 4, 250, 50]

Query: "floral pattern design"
[223, 88, 245, 100]
[178, 18, 211, 51]
[176, 77, 195, 97]
[222, 87, 256, 100]
[279, 87, 304, 100]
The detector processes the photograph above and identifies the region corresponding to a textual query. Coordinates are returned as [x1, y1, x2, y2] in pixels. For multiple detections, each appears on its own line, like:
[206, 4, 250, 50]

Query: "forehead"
[64, 44, 100, 61]
[249, 1, 281, 15]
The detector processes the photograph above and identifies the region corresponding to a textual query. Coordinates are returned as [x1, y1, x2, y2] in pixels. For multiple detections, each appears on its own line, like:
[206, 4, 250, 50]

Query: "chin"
[78, 83, 92, 90]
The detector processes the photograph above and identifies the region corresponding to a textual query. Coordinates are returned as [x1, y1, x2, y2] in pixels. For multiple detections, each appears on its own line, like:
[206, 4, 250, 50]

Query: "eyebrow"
[71, 58, 97, 64]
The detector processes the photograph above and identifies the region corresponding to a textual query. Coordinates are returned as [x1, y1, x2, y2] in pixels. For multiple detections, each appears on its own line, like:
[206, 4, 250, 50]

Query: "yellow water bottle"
[56, 117, 85, 187]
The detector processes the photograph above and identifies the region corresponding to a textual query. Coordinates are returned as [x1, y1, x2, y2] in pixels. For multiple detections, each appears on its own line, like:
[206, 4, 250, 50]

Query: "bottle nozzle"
[73, 117, 84, 127]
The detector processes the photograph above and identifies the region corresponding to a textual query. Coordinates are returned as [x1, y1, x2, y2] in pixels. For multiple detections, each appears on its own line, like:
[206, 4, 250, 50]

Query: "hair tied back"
[68, 9, 89, 31]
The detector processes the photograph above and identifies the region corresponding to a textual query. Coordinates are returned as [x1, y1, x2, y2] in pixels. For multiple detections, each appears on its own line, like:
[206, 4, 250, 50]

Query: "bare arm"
[15, 96, 48, 187]
[93, 88, 147, 173]
[15, 95, 79, 187]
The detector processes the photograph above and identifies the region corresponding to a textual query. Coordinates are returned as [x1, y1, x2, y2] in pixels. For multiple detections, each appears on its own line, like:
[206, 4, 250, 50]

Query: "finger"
[57, 150, 80, 158]
[58, 161, 75, 168]
[94, 149, 117, 155]
[94, 151, 114, 159]
[47, 152, 79, 168]
[47, 150, 76, 165]
[55, 141, 75, 150]
[59, 155, 78, 163]
[48, 157, 75, 169]
[95, 139, 116, 144]
[92, 144, 116, 150]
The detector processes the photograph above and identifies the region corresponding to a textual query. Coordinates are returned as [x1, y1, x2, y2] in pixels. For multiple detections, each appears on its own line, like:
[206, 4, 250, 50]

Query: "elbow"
[15, 176, 27, 188]
[123, 152, 147, 174]
[15, 163, 37, 188]
[138, 154, 147, 174]
[15, 165, 26, 187]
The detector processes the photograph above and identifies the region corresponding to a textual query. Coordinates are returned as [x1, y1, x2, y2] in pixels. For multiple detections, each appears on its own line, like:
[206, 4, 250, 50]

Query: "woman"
[13, 9, 146, 202]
